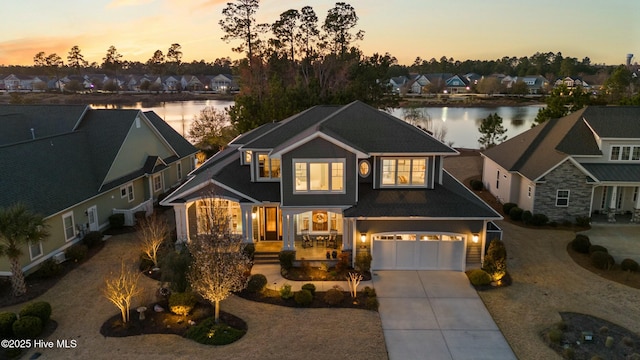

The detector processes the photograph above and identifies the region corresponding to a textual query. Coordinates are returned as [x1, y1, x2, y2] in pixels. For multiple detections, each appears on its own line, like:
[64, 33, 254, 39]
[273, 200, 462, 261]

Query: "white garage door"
[372, 233, 466, 271]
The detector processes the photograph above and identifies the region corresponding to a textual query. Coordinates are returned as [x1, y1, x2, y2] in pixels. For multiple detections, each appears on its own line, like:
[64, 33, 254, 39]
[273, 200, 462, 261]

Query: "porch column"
[632, 187, 640, 223]
[240, 204, 255, 243]
[341, 217, 353, 251]
[281, 209, 296, 251]
[173, 203, 188, 244]
[608, 186, 618, 223]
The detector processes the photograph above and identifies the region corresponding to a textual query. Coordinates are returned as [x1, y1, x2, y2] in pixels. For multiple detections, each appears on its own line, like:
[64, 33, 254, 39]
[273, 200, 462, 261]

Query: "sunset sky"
[1, 0, 638, 67]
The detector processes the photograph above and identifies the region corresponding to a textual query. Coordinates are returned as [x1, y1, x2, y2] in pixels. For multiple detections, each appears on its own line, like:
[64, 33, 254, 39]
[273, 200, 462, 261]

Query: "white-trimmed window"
[556, 189, 570, 207]
[29, 241, 43, 260]
[120, 183, 134, 202]
[243, 150, 253, 165]
[528, 186, 532, 198]
[153, 174, 163, 192]
[177, 162, 183, 180]
[294, 159, 345, 193]
[257, 153, 280, 179]
[381, 158, 426, 186]
[62, 212, 75, 242]
[611, 145, 640, 161]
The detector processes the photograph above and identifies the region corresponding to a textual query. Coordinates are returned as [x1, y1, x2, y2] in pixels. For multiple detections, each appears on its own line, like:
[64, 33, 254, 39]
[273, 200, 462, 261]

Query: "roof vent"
[30, 128, 35, 139]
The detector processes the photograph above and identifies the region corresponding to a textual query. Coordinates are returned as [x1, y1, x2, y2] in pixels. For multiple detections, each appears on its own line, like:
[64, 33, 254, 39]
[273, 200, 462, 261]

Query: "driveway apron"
[373, 270, 516, 360]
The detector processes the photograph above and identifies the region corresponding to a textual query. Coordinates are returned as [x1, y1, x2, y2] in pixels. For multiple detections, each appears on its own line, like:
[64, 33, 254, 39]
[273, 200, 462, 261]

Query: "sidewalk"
[251, 264, 374, 291]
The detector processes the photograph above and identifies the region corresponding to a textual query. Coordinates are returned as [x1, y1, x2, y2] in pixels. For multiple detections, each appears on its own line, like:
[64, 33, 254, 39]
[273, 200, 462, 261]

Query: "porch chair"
[327, 229, 338, 249]
[301, 230, 313, 248]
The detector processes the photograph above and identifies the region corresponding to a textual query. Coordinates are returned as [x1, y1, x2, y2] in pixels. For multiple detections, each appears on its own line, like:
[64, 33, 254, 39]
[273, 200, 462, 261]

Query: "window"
[127, 184, 134, 202]
[153, 174, 163, 192]
[293, 159, 345, 193]
[244, 150, 252, 164]
[62, 212, 75, 242]
[556, 190, 570, 207]
[611, 145, 640, 161]
[29, 241, 43, 260]
[120, 183, 134, 202]
[120, 186, 127, 198]
[381, 158, 426, 186]
[258, 154, 280, 179]
[177, 162, 183, 180]
[527, 186, 532, 198]
[196, 199, 242, 235]
[359, 160, 370, 177]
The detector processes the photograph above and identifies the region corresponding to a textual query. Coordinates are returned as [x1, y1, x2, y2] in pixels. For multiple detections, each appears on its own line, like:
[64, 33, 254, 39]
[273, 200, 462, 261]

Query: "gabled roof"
[482, 106, 640, 181]
[0, 105, 196, 216]
[0, 105, 89, 146]
[242, 101, 456, 155]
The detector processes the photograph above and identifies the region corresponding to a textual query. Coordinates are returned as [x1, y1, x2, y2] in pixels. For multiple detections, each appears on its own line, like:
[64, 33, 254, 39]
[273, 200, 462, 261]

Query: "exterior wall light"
[472, 234, 479, 243]
[360, 233, 367, 249]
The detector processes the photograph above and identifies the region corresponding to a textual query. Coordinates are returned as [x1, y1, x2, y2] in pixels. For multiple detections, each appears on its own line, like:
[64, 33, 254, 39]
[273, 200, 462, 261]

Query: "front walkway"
[373, 271, 516, 360]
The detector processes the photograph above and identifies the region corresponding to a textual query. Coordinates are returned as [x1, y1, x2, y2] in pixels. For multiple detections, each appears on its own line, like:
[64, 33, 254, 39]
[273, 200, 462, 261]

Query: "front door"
[87, 206, 99, 231]
[264, 207, 280, 240]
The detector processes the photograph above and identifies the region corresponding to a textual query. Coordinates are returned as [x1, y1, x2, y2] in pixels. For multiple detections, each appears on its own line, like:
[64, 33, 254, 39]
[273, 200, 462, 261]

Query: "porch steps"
[253, 251, 280, 265]
[466, 243, 482, 265]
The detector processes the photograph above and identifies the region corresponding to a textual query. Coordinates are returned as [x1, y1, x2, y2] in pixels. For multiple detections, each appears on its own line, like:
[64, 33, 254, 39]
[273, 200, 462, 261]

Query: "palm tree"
[0, 204, 49, 297]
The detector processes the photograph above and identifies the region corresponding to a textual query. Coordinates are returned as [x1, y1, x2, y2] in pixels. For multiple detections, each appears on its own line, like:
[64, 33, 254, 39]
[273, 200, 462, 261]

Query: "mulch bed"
[236, 288, 377, 310]
[283, 267, 372, 282]
[541, 312, 640, 359]
[100, 301, 246, 338]
[0, 241, 106, 308]
[567, 244, 640, 290]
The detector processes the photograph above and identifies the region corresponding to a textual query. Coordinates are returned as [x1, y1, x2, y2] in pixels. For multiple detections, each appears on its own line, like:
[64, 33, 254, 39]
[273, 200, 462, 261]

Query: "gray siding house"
[482, 106, 640, 223]
[0, 105, 197, 276]
[162, 101, 501, 271]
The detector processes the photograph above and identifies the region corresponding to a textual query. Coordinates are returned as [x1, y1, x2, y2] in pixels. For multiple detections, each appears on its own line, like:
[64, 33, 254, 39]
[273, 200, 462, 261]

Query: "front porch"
[254, 235, 345, 260]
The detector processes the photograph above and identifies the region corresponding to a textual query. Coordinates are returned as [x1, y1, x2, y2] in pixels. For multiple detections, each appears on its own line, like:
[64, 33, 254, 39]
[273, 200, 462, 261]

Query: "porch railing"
[112, 198, 154, 226]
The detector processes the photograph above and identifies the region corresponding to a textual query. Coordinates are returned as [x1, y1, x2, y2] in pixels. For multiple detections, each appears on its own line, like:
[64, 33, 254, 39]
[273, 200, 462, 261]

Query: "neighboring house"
[181, 75, 205, 91]
[407, 74, 430, 94]
[482, 106, 640, 223]
[501, 75, 549, 94]
[555, 76, 590, 91]
[444, 75, 470, 94]
[3, 74, 34, 91]
[389, 76, 409, 94]
[0, 105, 198, 276]
[208, 74, 237, 93]
[162, 101, 501, 271]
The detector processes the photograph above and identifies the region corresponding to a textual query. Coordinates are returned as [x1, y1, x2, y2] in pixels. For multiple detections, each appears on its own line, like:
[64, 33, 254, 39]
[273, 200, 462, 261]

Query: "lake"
[92, 100, 543, 149]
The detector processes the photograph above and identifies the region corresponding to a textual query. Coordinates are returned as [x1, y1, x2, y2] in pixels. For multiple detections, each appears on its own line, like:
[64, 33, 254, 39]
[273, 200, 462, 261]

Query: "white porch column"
[632, 187, 640, 222]
[608, 185, 618, 222]
[281, 209, 296, 251]
[173, 203, 188, 244]
[341, 217, 353, 251]
[240, 204, 255, 243]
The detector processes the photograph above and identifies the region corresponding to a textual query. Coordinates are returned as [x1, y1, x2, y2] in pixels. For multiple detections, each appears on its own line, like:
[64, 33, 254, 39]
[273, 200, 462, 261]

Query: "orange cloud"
[0, 37, 80, 66]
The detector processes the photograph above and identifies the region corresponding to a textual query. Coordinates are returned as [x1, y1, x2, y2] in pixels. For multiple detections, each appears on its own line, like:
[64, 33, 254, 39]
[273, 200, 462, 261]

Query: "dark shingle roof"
[343, 171, 501, 218]
[144, 111, 197, 158]
[581, 163, 640, 182]
[581, 106, 640, 138]
[0, 104, 88, 146]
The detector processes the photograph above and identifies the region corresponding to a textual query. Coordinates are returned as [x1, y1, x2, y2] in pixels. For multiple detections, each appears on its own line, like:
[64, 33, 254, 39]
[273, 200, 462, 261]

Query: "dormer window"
[243, 150, 253, 165]
[257, 153, 280, 179]
[294, 159, 345, 193]
[610, 145, 640, 161]
[381, 158, 426, 187]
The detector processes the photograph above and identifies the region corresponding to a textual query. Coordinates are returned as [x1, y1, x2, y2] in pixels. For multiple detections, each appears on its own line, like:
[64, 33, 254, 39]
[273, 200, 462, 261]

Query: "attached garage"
[371, 233, 466, 271]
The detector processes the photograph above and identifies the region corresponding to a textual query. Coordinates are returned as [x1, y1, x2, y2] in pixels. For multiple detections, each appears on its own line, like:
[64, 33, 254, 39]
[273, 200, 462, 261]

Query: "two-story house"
[482, 106, 640, 223]
[0, 105, 198, 276]
[162, 101, 501, 271]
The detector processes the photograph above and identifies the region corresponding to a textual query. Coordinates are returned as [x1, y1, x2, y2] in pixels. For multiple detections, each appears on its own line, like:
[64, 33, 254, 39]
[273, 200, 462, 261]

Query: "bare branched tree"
[188, 196, 251, 323]
[103, 261, 142, 324]
[138, 214, 169, 267]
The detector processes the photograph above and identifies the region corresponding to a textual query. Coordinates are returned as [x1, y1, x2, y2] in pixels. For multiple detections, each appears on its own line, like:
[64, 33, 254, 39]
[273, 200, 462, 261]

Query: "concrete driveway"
[579, 223, 640, 263]
[373, 271, 516, 360]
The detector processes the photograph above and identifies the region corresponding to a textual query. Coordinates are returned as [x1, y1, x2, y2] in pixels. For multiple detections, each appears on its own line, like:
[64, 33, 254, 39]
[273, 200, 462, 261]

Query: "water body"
[92, 100, 543, 149]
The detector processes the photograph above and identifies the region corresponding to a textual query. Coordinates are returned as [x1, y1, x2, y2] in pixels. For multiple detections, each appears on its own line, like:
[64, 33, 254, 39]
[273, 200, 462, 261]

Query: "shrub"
[470, 179, 483, 190]
[83, 231, 103, 248]
[323, 288, 344, 306]
[12, 316, 43, 339]
[335, 252, 350, 271]
[621, 258, 639, 272]
[530, 213, 549, 226]
[365, 297, 379, 311]
[591, 251, 614, 270]
[35, 258, 63, 278]
[169, 292, 198, 316]
[355, 252, 372, 273]
[502, 203, 518, 215]
[242, 243, 255, 260]
[19, 301, 52, 325]
[575, 216, 591, 227]
[571, 234, 591, 254]
[185, 317, 246, 345]
[301, 283, 316, 296]
[468, 269, 492, 286]
[0, 312, 17, 337]
[65, 244, 88, 262]
[521, 210, 533, 224]
[482, 239, 507, 281]
[280, 283, 293, 299]
[109, 213, 125, 229]
[363, 286, 377, 297]
[589, 245, 608, 254]
[160, 249, 192, 293]
[246, 274, 268, 293]
[508, 207, 523, 221]
[623, 336, 635, 347]
[548, 328, 563, 343]
[278, 251, 295, 271]
[294, 289, 313, 306]
[605, 336, 614, 348]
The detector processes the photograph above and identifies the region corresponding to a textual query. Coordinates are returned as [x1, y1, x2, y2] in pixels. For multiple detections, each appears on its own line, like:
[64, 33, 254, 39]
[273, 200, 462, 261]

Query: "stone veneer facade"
[534, 161, 592, 222]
